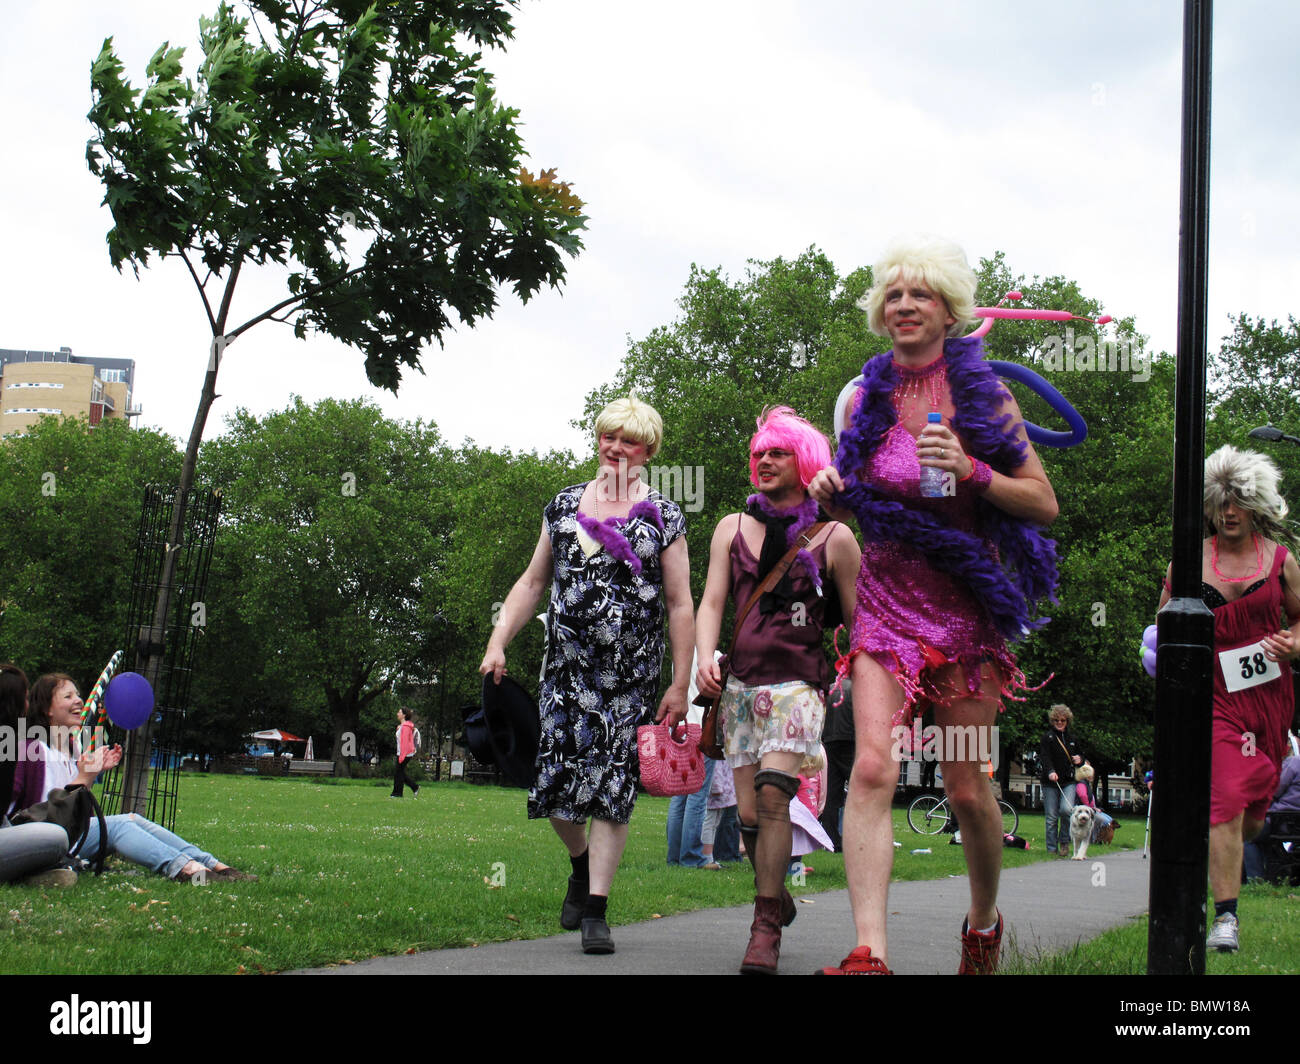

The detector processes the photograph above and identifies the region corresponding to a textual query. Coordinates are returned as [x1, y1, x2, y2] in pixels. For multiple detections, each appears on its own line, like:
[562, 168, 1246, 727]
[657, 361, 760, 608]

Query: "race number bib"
[1218, 640, 1283, 693]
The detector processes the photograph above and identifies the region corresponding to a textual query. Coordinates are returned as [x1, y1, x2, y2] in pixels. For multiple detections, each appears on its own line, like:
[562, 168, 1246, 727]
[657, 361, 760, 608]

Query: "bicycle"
[907, 791, 1019, 837]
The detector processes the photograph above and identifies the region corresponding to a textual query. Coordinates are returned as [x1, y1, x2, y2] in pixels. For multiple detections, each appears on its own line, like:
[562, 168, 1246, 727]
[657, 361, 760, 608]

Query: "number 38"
[1238, 652, 1269, 679]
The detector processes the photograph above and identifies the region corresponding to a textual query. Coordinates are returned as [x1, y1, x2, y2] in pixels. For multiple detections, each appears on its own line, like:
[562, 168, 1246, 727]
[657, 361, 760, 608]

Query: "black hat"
[459, 703, 495, 767]
[479, 673, 541, 788]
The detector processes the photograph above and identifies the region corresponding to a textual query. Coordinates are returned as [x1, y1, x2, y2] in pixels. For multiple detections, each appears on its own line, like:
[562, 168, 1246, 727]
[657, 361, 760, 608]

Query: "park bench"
[288, 760, 336, 777]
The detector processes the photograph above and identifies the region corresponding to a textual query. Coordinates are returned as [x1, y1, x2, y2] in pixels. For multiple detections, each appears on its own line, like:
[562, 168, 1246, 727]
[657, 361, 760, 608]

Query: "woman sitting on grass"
[9, 672, 256, 883]
[0, 663, 76, 887]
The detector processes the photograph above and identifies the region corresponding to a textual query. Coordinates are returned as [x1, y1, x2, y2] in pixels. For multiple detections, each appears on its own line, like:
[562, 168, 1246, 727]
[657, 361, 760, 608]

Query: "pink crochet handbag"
[637, 722, 706, 797]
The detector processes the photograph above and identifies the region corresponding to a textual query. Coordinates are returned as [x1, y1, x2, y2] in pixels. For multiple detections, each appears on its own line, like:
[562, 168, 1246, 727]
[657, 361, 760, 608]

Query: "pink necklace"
[1211, 533, 1263, 582]
[890, 357, 946, 422]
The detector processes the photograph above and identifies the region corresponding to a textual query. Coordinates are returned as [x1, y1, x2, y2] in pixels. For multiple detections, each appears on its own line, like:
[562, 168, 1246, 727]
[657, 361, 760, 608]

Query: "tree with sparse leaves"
[86, 0, 586, 807]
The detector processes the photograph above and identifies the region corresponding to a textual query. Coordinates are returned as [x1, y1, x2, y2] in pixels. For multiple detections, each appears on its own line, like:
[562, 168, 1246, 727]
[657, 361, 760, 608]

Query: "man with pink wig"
[696, 406, 860, 974]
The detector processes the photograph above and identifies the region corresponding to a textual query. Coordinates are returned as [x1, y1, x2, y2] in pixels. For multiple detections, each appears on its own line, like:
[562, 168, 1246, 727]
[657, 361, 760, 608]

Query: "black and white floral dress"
[528, 483, 686, 824]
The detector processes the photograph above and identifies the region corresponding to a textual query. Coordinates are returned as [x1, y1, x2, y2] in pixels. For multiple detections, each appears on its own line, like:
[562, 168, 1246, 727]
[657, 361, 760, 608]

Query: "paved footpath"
[299, 848, 1151, 976]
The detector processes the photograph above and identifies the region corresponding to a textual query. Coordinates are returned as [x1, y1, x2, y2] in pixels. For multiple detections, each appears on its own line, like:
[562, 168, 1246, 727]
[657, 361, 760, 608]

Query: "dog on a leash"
[1069, 805, 1095, 860]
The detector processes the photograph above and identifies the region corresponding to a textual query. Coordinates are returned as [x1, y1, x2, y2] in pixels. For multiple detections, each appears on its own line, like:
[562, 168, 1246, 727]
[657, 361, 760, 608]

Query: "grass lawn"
[1002, 880, 1300, 975]
[0, 774, 1135, 974]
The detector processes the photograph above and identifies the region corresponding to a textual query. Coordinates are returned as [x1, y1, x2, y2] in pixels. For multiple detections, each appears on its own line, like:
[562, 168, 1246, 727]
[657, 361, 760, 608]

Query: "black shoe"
[581, 916, 615, 954]
[560, 875, 588, 931]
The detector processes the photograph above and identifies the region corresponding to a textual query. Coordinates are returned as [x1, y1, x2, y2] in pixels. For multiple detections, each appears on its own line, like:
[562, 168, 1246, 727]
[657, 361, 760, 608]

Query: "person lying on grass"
[9, 672, 256, 883]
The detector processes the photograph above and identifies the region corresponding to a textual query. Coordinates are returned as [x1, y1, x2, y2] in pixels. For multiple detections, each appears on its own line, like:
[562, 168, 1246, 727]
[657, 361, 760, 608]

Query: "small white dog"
[1069, 805, 1095, 860]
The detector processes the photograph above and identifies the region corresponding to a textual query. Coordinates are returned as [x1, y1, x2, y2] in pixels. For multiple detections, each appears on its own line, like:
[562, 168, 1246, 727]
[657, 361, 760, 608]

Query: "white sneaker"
[1206, 911, 1239, 952]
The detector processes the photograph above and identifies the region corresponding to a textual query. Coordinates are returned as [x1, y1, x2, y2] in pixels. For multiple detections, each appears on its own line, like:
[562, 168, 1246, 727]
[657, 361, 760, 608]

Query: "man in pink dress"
[810, 236, 1060, 974]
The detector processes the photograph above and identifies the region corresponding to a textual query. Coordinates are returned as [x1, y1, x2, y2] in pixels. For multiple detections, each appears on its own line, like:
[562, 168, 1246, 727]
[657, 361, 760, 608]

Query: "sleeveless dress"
[529, 484, 686, 824]
[1205, 544, 1295, 824]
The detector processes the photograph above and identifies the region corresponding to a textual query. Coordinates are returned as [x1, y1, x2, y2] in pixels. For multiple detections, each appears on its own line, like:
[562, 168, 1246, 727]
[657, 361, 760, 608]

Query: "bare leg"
[1209, 814, 1246, 904]
[550, 816, 588, 858]
[586, 818, 630, 898]
[931, 663, 1004, 930]
[843, 654, 904, 964]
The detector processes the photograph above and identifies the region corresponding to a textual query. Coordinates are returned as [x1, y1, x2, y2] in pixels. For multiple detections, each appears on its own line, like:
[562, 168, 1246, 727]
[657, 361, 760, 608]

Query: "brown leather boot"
[740, 895, 784, 975]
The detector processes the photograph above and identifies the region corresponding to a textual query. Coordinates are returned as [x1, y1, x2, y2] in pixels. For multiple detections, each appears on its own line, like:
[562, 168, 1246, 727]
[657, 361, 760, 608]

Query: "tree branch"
[179, 250, 218, 334]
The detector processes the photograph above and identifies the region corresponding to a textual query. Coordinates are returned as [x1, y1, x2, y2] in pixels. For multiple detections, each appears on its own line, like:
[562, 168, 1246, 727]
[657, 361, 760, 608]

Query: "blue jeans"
[1043, 782, 1075, 852]
[713, 805, 741, 862]
[83, 814, 218, 879]
[666, 759, 716, 866]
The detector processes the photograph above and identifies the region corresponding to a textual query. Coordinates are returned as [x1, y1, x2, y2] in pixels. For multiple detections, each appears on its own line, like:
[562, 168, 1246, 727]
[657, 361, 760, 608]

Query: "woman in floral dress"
[481, 396, 693, 954]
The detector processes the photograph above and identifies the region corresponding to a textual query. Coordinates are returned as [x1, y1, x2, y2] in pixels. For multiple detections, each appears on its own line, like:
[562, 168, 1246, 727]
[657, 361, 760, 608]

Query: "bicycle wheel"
[908, 794, 948, 835]
[999, 800, 1019, 836]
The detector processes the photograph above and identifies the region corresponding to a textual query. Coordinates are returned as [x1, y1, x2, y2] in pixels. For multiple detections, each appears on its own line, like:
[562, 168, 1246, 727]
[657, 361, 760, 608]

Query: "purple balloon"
[1142, 624, 1158, 652]
[1141, 646, 1157, 678]
[104, 672, 154, 730]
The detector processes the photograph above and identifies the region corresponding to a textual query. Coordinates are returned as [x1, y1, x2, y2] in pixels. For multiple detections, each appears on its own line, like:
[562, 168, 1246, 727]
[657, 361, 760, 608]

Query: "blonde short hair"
[593, 395, 663, 459]
[858, 234, 978, 339]
[1049, 704, 1073, 725]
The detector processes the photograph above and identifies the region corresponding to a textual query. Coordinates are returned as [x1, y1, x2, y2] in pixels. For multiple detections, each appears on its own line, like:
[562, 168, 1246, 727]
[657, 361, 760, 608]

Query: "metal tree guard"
[98, 484, 221, 830]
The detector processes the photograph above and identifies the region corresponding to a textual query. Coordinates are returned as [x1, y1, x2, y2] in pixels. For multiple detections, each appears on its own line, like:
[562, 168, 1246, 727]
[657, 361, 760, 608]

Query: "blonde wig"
[1203, 444, 1291, 542]
[859, 234, 978, 339]
[594, 395, 663, 459]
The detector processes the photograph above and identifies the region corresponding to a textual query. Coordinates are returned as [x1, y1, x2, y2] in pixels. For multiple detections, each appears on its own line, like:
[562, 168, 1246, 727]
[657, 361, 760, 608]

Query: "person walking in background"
[1039, 704, 1083, 856]
[391, 706, 420, 798]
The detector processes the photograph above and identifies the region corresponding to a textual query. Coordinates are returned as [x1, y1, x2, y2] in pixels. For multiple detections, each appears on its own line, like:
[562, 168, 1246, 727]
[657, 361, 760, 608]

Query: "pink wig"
[749, 406, 832, 490]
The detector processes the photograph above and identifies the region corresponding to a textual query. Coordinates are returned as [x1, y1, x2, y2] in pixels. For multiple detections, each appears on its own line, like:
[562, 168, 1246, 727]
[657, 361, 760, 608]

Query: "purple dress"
[845, 362, 1026, 724]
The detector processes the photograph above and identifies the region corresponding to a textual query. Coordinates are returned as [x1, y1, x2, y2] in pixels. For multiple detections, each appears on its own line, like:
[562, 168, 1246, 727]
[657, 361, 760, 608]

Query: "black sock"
[570, 850, 589, 883]
[1214, 899, 1238, 919]
[584, 893, 608, 920]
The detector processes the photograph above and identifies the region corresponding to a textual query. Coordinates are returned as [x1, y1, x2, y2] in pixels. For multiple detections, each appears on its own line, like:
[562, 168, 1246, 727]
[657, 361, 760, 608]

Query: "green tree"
[431, 443, 580, 750]
[87, 0, 586, 805]
[200, 397, 451, 776]
[0, 417, 180, 685]
[580, 247, 883, 595]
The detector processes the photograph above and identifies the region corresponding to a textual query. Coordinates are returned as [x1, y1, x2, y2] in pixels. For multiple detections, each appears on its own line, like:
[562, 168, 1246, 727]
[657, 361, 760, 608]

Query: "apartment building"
[0, 346, 139, 436]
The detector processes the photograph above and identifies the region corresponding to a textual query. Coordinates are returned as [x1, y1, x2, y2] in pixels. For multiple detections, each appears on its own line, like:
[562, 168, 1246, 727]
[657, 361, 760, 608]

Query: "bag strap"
[67, 785, 107, 877]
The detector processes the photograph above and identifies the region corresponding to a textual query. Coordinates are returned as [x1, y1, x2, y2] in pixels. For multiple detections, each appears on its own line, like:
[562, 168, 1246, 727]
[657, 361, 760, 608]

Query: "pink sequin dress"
[847, 363, 1021, 722]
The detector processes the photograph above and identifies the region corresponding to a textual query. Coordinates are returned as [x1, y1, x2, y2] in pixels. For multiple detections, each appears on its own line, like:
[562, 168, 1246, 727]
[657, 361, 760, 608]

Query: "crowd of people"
[479, 233, 1298, 973]
[6, 234, 1293, 978]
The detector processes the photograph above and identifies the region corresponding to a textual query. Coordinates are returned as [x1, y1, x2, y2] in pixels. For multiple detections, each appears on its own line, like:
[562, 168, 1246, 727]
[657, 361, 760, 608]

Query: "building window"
[100, 369, 127, 383]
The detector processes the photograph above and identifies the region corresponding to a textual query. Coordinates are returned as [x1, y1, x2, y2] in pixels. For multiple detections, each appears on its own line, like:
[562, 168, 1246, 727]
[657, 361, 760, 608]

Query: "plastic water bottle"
[919, 412, 947, 498]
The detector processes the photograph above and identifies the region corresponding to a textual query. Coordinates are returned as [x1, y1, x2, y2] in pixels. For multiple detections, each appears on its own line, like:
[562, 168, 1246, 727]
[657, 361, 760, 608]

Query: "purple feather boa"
[833, 336, 1058, 640]
[575, 497, 664, 575]
[746, 493, 822, 588]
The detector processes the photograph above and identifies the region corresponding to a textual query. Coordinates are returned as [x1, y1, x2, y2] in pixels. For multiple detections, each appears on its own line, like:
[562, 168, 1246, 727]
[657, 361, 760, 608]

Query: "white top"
[36, 740, 78, 801]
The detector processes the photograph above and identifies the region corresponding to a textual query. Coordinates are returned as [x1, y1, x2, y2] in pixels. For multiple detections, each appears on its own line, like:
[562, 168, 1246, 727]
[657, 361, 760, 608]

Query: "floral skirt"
[720, 677, 825, 769]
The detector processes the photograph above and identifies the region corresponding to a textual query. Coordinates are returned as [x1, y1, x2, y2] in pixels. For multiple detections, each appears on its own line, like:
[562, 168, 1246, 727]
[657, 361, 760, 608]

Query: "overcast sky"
[1, 1, 1296, 458]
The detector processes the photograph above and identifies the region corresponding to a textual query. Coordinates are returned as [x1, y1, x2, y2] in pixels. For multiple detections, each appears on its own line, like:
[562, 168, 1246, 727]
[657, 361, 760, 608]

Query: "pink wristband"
[960, 457, 993, 493]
